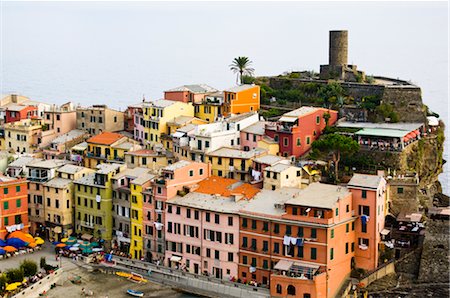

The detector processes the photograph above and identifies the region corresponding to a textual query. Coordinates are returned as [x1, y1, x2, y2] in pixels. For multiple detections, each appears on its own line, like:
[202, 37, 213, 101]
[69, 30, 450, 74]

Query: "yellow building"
[257, 136, 280, 155]
[263, 163, 303, 190]
[194, 92, 224, 123]
[43, 164, 94, 240]
[142, 99, 194, 147]
[206, 147, 267, 182]
[3, 119, 42, 154]
[125, 149, 174, 170]
[112, 167, 154, 259]
[85, 132, 142, 169]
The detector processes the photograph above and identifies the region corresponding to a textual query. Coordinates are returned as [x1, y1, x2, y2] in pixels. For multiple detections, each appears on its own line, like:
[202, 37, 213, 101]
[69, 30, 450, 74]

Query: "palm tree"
[229, 57, 254, 85]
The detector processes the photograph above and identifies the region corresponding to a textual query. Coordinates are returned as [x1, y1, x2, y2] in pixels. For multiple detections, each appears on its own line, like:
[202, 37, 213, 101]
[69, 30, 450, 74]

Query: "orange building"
[223, 85, 260, 116]
[238, 175, 386, 298]
[0, 176, 29, 239]
[164, 84, 217, 104]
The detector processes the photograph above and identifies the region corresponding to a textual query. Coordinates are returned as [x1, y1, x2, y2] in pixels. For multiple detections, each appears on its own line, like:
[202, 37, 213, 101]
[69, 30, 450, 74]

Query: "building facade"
[76, 105, 125, 135]
[0, 176, 29, 239]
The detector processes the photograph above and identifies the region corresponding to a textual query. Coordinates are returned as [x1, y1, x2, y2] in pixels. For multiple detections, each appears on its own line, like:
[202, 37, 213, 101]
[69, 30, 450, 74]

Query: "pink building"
[240, 122, 266, 151]
[348, 173, 387, 271]
[133, 108, 145, 143]
[165, 176, 259, 279]
[142, 160, 211, 262]
[164, 84, 217, 104]
[40, 102, 77, 147]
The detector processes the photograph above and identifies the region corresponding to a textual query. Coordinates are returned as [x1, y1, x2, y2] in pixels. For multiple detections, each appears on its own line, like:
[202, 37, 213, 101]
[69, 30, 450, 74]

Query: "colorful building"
[194, 92, 224, 123]
[223, 85, 260, 116]
[43, 165, 94, 240]
[124, 103, 143, 134]
[250, 155, 289, 188]
[164, 116, 207, 150]
[206, 147, 267, 181]
[263, 163, 303, 190]
[74, 163, 126, 243]
[40, 102, 77, 148]
[144, 160, 211, 262]
[240, 121, 267, 151]
[165, 176, 259, 279]
[1, 93, 50, 123]
[164, 84, 217, 104]
[142, 99, 194, 147]
[42, 129, 88, 160]
[76, 104, 125, 135]
[265, 107, 338, 158]
[3, 119, 42, 154]
[5, 104, 38, 123]
[0, 176, 29, 239]
[85, 131, 142, 168]
[125, 149, 174, 170]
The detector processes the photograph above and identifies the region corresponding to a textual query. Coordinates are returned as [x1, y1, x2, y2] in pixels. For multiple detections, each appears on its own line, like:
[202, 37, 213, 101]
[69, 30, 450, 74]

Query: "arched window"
[276, 284, 282, 294]
[287, 285, 296, 296]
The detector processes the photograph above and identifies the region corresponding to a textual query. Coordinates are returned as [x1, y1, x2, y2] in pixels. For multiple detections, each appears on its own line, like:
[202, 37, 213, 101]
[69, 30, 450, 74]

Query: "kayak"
[116, 272, 132, 278]
[127, 289, 144, 297]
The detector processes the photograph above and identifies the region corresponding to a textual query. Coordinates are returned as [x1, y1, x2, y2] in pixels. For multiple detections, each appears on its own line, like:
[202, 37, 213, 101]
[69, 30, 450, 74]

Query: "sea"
[1, 2, 448, 194]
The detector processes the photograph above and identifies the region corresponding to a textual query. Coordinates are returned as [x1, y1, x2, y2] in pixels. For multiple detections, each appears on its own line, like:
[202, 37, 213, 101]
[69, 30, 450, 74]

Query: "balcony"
[272, 259, 323, 281]
[86, 152, 106, 160]
[155, 179, 166, 185]
[80, 221, 95, 228]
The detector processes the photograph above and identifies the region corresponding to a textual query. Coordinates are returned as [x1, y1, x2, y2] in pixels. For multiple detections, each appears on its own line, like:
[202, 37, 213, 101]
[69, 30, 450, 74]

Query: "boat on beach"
[127, 289, 144, 297]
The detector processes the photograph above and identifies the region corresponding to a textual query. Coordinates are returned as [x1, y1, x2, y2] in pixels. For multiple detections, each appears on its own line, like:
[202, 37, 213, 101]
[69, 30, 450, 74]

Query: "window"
[346, 223, 349, 233]
[292, 207, 297, 215]
[206, 248, 211, 258]
[194, 210, 199, 220]
[397, 187, 404, 194]
[297, 246, 303, 258]
[311, 248, 317, 260]
[306, 137, 310, 144]
[176, 206, 181, 215]
[330, 248, 334, 260]
[316, 115, 320, 124]
[16, 186, 21, 192]
[274, 242, 280, 254]
[346, 204, 350, 212]
[242, 218, 247, 228]
[242, 237, 248, 248]
[283, 137, 288, 147]
[274, 223, 279, 234]
[3, 201, 9, 210]
[189, 170, 194, 177]
[263, 221, 269, 231]
[199, 169, 204, 175]
[251, 238, 257, 250]
[3, 188, 8, 195]
[276, 285, 282, 294]
[297, 227, 304, 237]
[296, 138, 301, 146]
[215, 250, 220, 260]
[311, 228, 317, 238]
[286, 225, 292, 235]
[362, 190, 367, 198]
[335, 208, 339, 216]
[242, 256, 247, 265]
[251, 220, 257, 229]
[331, 229, 334, 238]
[16, 199, 21, 208]
[186, 208, 191, 218]
[228, 216, 233, 226]
[287, 285, 296, 296]
[215, 214, 220, 224]
[351, 242, 355, 252]
[263, 241, 268, 252]
[168, 205, 172, 213]
[345, 242, 349, 254]
[205, 212, 210, 222]
[304, 294, 311, 298]
[228, 252, 234, 262]
[352, 221, 355, 231]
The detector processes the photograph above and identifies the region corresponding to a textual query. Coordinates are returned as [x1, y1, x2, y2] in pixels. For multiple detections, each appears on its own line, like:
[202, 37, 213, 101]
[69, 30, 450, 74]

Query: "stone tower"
[320, 30, 364, 81]
[329, 30, 348, 66]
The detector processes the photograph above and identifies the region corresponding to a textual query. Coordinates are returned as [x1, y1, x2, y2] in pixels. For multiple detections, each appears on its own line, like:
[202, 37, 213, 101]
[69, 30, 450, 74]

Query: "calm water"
[1, 2, 448, 194]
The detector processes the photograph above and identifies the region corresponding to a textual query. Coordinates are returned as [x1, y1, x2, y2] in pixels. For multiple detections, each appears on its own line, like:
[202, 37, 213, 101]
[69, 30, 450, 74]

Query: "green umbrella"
[90, 242, 99, 248]
[82, 248, 93, 254]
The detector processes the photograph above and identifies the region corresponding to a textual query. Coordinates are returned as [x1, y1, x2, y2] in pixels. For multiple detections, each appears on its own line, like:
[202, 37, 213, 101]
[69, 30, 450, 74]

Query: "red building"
[124, 104, 143, 133]
[164, 84, 217, 104]
[265, 107, 338, 158]
[0, 176, 29, 239]
[5, 105, 38, 123]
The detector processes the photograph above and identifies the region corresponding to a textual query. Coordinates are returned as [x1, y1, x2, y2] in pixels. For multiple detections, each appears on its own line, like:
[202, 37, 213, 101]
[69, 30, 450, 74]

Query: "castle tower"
[329, 30, 348, 66]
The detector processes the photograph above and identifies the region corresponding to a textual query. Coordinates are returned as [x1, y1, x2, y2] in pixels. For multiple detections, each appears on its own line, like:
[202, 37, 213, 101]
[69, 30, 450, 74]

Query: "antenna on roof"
[142, 94, 146, 102]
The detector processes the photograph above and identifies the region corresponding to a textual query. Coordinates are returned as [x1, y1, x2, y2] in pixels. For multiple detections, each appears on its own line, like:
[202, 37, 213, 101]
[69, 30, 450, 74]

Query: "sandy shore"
[46, 266, 187, 298]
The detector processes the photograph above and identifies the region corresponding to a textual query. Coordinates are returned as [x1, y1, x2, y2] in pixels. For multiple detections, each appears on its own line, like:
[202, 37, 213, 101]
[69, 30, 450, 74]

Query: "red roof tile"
[87, 132, 124, 145]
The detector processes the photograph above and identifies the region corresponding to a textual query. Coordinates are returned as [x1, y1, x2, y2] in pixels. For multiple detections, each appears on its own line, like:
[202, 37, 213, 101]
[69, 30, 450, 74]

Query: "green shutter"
[3, 201, 8, 210]
[331, 229, 334, 238]
[330, 248, 334, 260]
[16, 199, 21, 208]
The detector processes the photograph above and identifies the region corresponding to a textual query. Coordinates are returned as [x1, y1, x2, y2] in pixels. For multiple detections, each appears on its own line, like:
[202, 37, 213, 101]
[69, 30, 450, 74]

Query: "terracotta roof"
[87, 132, 124, 145]
[127, 149, 156, 156]
[195, 176, 259, 200]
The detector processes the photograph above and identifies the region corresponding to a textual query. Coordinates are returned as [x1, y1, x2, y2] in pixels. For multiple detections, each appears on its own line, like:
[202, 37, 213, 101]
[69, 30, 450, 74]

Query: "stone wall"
[13, 268, 63, 298]
[418, 220, 449, 283]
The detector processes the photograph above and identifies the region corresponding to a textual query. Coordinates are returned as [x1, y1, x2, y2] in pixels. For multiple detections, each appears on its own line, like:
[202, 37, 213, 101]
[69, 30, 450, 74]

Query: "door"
[194, 263, 199, 274]
[214, 268, 222, 279]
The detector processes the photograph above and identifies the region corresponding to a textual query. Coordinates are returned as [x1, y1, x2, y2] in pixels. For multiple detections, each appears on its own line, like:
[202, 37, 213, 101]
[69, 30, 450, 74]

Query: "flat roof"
[282, 106, 329, 118]
[348, 173, 384, 190]
[240, 188, 303, 216]
[265, 163, 298, 173]
[163, 160, 192, 171]
[96, 163, 122, 174]
[227, 112, 256, 123]
[28, 159, 70, 169]
[253, 155, 287, 166]
[8, 156, 42, 168]
[169, 192, 248, 213]
[241, 121, 266, 135]
[285, 183, 350, 209]
[224, 84, 258, 93]
[355, 128, 410, 138]
[337, 121, 423, 132]
[144, 99, 178, 108]
[57, 164, 88, 175]
[166, 84, 217, 94]
[207, 147, 266, 159]
[44, 178, 72, 188]
[112, 167, 151, 181]
[51, 129, 86, 145]
[71, 142, 88, 151]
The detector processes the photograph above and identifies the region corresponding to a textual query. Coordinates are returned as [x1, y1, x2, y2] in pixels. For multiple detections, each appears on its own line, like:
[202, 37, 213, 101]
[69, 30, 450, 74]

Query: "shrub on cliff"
[5, 268, 24, 283]
[20, 259, 38, 277]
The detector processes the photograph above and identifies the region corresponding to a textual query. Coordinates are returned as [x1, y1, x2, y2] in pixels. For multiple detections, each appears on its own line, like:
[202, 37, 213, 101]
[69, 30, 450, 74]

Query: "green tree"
[317, 82, 345, 108]
[230, 57, 255, 85]
[311, 134, 360, 180]
[6, 268, 24, 283]
[20, 259, 38, 277]
[40, 257, 47, 269]
[0, 274, 8, 293]
[241, 75, 255, 84]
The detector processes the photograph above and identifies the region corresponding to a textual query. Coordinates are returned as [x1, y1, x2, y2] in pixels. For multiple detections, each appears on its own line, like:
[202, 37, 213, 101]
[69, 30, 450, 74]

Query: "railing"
[80, 221, 94, 228]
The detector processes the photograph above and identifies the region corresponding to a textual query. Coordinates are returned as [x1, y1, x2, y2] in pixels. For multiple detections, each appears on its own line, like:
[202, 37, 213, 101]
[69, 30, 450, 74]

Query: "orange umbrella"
[3, 246, 17, 252]
[56, 243, 66, 248]
[7, 231, 35, 243]
[28, 242, 37, 248]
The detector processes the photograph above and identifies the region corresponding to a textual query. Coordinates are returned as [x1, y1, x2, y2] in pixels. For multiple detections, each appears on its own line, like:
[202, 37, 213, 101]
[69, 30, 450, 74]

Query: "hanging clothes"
[290, 237, 297, 245]
[361, 215, 369, 225]
[283, 235, 290, 245]
[296, 238, 304, 247]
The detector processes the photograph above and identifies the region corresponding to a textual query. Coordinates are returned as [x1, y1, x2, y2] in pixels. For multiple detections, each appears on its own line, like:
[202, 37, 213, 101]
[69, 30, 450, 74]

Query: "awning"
[274, 259, 293, 271]
[279, 116, 297, 123]
[81, 234, 93, 241]
[172, 132, 185, 138]
[380, 229, 391, 236]
[170, 256, 182, 262]
[427, 116, 439, 126]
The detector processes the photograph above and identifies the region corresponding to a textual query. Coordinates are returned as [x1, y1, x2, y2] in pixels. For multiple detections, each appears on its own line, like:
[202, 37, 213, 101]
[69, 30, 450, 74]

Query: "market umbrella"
[82, 248, 93, 254]
[66, 236, 77, 245]
[34, 237, 45, 245]
[72, 243, 80, 247]
[90, 242, 99, 247]
[56, 243, 66, 248]
[0, 239, 6, 246]
[7, 231, 33, 242]
[52, 241, 61, 246]
[5, 282, 22, 291]
[69, 246, 80, 251]
[0, 248, 5, 255]
[3, 246, 17, 252]
[61, 238, 69, 243]
[92, 248, 103, 252]
[6, 238, 28, 249]
[28, 242, 37, 248]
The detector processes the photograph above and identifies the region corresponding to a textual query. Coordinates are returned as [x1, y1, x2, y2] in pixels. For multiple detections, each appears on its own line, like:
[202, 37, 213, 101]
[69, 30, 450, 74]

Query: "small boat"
[116, 272, 132, 278]
[127, 289, 144, 297]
